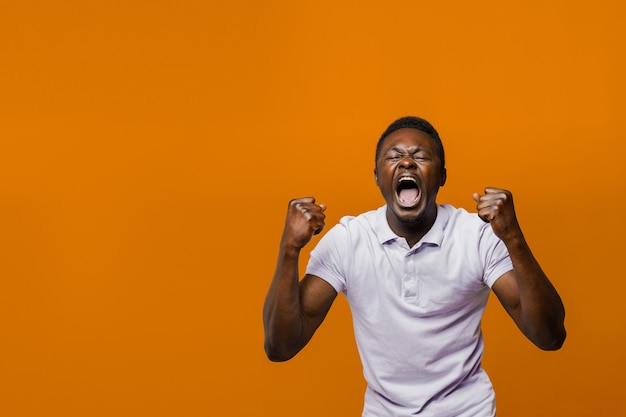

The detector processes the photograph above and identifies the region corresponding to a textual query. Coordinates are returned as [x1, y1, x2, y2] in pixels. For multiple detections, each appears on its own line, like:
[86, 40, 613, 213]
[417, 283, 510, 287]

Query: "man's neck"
[387, 206, 438, 248]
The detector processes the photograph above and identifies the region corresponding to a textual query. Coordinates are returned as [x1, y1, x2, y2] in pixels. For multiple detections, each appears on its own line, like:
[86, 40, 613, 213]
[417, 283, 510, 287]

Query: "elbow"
[263, 322, 303, 362]
[264, 346, 291, 362]
[537, 339, 564, 351]
[265, 351, 292, 362]
[526, 307, 567, 351]
[264, 340, 298, 362]
[536, 327, 567, 351]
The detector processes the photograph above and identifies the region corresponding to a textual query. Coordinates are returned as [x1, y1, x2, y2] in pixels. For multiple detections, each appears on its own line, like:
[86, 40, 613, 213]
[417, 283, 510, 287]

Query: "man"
[263, 116, 566, 416]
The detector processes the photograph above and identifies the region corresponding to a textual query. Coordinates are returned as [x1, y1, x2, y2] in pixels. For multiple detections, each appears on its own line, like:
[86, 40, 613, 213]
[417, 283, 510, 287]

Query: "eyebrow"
[386, 146, 429, 154]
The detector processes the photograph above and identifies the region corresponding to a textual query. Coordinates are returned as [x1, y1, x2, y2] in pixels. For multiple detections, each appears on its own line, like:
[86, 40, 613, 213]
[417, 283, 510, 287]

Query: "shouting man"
[263, 116, 566, 416]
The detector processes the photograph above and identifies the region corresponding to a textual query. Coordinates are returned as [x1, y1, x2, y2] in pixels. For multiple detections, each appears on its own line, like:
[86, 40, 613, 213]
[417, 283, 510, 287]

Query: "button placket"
[402, 251, 418, 300]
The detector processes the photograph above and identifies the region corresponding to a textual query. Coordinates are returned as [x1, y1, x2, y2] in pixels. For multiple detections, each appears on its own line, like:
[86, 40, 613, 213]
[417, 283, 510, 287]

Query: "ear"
[374, 168, 379, 186]
[440, 168, 447, 187]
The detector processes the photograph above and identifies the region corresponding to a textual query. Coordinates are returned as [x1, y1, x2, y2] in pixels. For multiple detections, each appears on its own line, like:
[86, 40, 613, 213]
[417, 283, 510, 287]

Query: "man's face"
[374, 128, 446, 226]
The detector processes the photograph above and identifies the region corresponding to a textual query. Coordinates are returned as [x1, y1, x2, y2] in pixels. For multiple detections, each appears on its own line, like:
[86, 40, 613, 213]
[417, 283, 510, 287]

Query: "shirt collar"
[375, 205, 449, 247]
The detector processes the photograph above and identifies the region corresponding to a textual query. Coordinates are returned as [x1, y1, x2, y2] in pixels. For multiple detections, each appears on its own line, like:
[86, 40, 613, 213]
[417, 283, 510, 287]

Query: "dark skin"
[373, 128, 447, 247]
[263, 128, 566, 362]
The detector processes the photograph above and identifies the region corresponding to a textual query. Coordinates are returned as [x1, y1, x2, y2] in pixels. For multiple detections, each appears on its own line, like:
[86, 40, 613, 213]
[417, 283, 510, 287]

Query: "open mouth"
[396, 176, 420, 207]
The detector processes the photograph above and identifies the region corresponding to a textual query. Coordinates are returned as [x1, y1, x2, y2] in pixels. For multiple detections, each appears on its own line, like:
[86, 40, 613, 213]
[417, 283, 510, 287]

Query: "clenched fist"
[281, 197, 327, 250]
[472, 187, 522, 242]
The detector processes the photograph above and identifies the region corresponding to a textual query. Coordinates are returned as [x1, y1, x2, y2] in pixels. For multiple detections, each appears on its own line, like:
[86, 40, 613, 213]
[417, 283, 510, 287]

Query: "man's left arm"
[474, 187, 566, 350]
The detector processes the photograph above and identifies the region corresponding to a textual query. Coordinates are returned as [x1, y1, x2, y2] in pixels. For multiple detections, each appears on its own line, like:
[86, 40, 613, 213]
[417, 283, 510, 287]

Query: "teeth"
[398, 176, 416, 183]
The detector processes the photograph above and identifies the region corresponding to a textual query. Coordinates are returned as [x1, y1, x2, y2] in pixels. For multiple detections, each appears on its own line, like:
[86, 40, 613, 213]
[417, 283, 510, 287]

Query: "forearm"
[505, 234, 566, 350]
[264, 197, 330, 360]
[263, 244, 307, 361]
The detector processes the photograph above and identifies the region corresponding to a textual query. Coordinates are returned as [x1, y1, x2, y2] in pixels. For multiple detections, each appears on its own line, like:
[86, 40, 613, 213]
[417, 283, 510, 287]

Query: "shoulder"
[439, 204, 485, 231]
[315, 207, 382, 248]
[333, 207, 381, 234]
[438, 204, 499, 244]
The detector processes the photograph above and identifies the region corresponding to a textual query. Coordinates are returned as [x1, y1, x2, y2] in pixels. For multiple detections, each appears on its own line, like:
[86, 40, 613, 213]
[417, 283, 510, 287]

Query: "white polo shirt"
[306, 204, 513, 416]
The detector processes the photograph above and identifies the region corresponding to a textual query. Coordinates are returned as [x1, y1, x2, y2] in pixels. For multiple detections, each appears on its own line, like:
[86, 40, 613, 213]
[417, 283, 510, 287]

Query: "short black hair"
[375, 116, 445, 172]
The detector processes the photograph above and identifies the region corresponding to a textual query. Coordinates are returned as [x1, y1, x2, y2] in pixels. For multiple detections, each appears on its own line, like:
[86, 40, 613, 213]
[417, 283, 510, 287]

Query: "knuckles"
[287, 198, 325, 227]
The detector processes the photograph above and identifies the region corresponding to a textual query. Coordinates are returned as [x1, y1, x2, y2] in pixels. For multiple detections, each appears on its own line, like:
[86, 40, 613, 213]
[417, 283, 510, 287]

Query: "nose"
[399, 156, 417, 169]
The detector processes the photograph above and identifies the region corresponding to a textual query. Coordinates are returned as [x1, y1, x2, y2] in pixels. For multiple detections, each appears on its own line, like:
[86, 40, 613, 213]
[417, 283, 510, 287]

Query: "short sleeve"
[479, 224, 514, 288]
[305, 222, 349, 294]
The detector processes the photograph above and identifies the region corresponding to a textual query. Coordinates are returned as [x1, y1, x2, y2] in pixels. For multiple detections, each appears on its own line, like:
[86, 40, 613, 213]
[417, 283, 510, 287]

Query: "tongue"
[399, 188, 418, 203]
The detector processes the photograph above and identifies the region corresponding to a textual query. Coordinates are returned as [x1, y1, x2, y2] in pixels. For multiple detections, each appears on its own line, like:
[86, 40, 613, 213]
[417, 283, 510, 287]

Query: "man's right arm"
[263, 198, 338, 362]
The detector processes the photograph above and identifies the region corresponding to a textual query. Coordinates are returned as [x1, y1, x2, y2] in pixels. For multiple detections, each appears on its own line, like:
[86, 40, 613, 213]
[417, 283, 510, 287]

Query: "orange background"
[1, 1, 624, 416]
